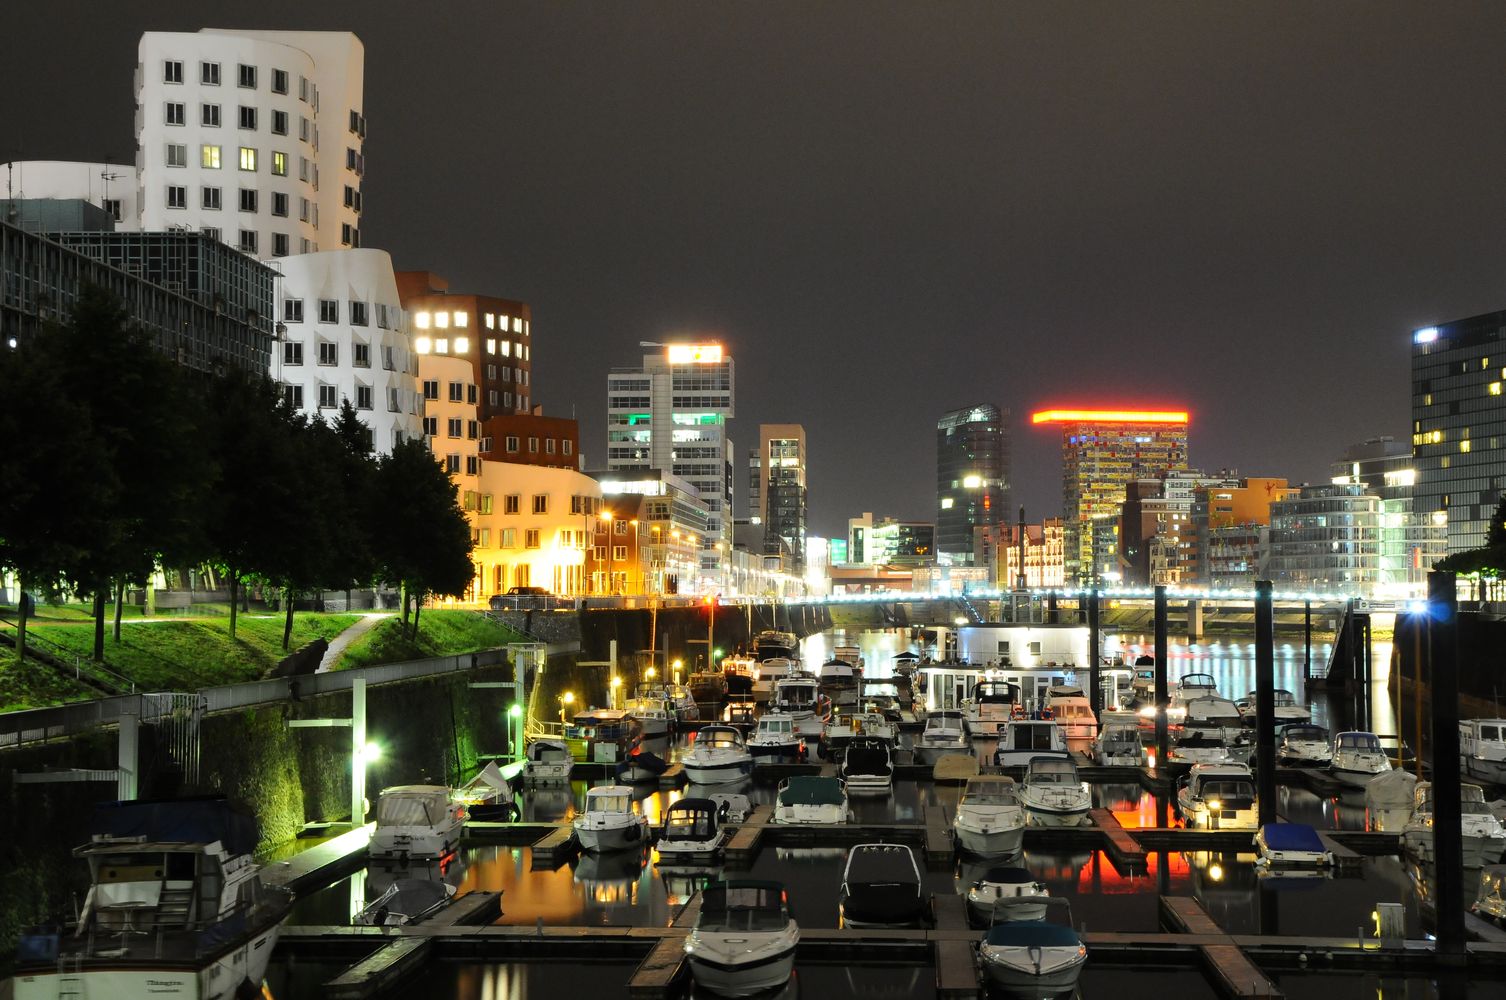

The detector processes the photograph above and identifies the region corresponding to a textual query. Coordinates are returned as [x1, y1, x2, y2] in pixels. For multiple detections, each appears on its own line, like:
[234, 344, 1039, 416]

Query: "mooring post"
[1088, 590, 1102, 715]
[1255, 580, 1276, 827]
[1428, 570, 1465, 957]
[351, 677, 367, 826]
[1303, 600, 1312, 682]
[1154, 585, 1169, 770]
[117, 705, 139, 801]
[1047, 592, 1058, 625]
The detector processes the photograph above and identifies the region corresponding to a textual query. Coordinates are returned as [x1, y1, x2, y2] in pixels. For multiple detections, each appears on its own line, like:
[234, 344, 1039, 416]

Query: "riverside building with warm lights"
[606, 344, 735, 588]
[1031, 408, 1190, 584]
[936, 404, 1009, 565]
[749, 424, 809, 575]
[1410, 313, 1506, 554]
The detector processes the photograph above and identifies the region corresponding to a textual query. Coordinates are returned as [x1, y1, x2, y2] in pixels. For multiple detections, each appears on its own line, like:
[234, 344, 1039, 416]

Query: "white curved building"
[267, 249, 421, 451]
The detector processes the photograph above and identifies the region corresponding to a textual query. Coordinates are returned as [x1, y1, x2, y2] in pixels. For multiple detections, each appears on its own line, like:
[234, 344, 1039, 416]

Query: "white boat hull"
[684, 758, 754, 785]
[524, 762, 573, 785]
[979, 944, 1086, 1000]
[1330, 764, 1390, 788]
[15, 923, 280, 1000]
[954, 818, 1026, 856]
[687, 946, 796, 998]
[1096, 751, 1141, 767]
[1404, 828, 1506, 869]
[842, 773, 893, 796]
[773, 804, 848, 825]
[1463, 754, 1506, 784]
[916, 741, 970, 765]
[574, 818, 649, 853]
[370, 820, 464, 861]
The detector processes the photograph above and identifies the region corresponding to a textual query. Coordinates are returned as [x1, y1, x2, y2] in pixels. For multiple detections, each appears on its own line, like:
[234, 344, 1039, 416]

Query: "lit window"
[486, 339, 496, 354]
[436, 338, 449, 353]
[513, 317, 523, 333]
[485, 313, 495, 329]
[435, 311, 450, 329]
[415, 311, 430, 329]
[1461, 440, 1472, 453]
[239, 147, 257, 171]
[1490, 382, 1502, 396]
[271, 151, 287, 176]
[201, 144, 221, 169]
[454, 311, 468, 328]
[454, 337, 469, 354]
[415, 337, 432, 354]
[500, 341, 511, 357]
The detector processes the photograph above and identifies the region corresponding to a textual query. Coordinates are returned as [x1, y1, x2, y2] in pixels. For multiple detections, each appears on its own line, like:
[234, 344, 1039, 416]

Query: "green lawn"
[37, 613, 360, 691]
[336, 610, 527, 670]
[0, 648, 96, 712]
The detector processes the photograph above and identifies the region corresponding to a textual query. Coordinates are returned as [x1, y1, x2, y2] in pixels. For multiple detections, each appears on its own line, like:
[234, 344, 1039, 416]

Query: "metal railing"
[0, 616, 137, 695]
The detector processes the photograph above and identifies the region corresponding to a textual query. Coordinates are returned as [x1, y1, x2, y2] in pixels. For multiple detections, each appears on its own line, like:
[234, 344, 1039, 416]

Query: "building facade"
[396, 271, 534, 420]
[1411, 312, 1506, 554]
[471, 462, 600, 597]
[1119, 471, 1239, 586]
[1031, 408, 1190, 584]
[606, 343, 735, 580]
[594, 468, 710, 596]
[1189, 477, 1295, 587]
[1265, 484, 1386, 594]
[936, 404, 1009, 564]
[1330, 436, 1444, 593]
[977, 519, 1066, 590]
[755, 424, 808, 575]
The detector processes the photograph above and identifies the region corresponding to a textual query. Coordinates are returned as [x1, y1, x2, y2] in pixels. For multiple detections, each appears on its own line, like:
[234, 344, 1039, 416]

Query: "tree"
[370, 440, 474, 638]
[1436, 496, 1506, 583]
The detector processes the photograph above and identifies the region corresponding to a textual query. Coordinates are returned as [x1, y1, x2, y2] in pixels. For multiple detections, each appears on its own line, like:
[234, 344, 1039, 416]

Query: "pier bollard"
[1427, 570, 1465, 957]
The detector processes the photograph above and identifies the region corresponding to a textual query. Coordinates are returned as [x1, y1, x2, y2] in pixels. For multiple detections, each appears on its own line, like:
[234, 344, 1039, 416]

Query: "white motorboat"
[355, 876, 456, 926]
[683, 726, 756, 785]
[1364, 767, 1418, 833]
[819, 656, 860, 709]
[13, 798, 291, 1000]
[752, 629, 799, 661]
[626, 691, 674, 739]
[453, 761, 520, 821]
[1237, 689, 1312, 725]
[1177, 763, 1258, 830]
[1157, 671, 1218, 726]
[752, 656, 799, 703]
[1403, 782, 1506, 869]
[963, 680, 1021, 736]
[839, 844, 928, 928]
[747, 712, 805, 762]
[723, 654, 758, 699]
[1019, 757, 1092, 827]
[685, 880, 799, 998]
[565, 708, 641, 764]
[773, 775, 850, 825]
[1473, 865, 1506, 925]
[1094, 722, 1142, 766]
[770, 674, 829, 738]
[994, 719, 1071, 769]
[1183, 695, 1244, 736]
[572, 784, 651, 853]
[823, 711, 898, 756]
[524, 738, 574, 785]
[1254, 823, 1334, 870]
[954, 776, 1026, 857]
[709, 792, 753, 823]
[966, 865, 1050, 926]
[664, 682, 701, 723]
[370, 785, 466, 860]
[1329, 731, 1393, 788]
[1461, 719, 1506, 785]
[1043, 685, 1097, 742]
[915, 710, 970, 764]
[1167, 729, 1235, 771]
[839, 737, 894, 796]
[978, 898, 1087, 1000]
[1278, 724, 1332, 767]
[657, 798, 731, 864]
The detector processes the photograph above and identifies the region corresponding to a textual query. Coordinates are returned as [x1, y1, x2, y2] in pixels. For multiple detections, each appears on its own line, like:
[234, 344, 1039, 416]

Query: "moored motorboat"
[819, 655, 861, 709]
[752, 657, 798, 704]
[625, 690, 674, 739]
[770, 674, 830, 738]
[1403, 781, 1506, 869]
[1019, 757, 1092, 827]
[965, 865, 1050, 926]
[1277, 724, 1332, 768]
[994, 720, 1071, 769]
[1177, 763, 1258, 830]
[1329, 731, 1393, 788]
[572, 785, 651, 853]
[839, 843, 928, 928]
[953, 775, 1026, 856]
[616, 745, 671, 784]
[839, 736, 894, 796]
[915, 710, 970, 764]
[1460, 719, 1506, 785]
[690, 669, 730, 706]
[355, 876, 456, 926]
[683, 726, 756, 785]
[963, 680, 1021, 737]
[657, 798, 732, 864]
[977, 898, 1087, 1000]
[1254, 823, 1334, 871]
[822, 711, 898, 757]
[1166, 729, 1234, 772]
[453, 761, 520, 821]
[1093, 722, 1142, 766]
[370, 785, 466, 860]
[685, 880, 799, 998]
[1364, 767, 1418, 833]
[1237, 688, 1312, 725]
[1474, 865, 1506, 925]
[773, 775, 850, 825]
[1043, 685, 1096, 743]
[722, 655, 758, 698]
[13, 798, 291, 1000]
[746, 712, 805, 762]
[565, 708, 641, 764]
[524, 738, 574, 785]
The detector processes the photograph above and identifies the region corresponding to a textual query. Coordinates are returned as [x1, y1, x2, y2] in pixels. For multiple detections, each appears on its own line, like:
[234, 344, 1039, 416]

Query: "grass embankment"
[0, 648, 95, 712]
[335, 610, 528, 670]
[35, 613, 359, 691]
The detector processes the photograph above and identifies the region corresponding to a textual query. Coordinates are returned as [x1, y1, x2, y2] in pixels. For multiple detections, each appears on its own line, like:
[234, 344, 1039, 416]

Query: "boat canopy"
[362, 878, 450, 922]
[376, 787, 452, 827]
[1282, 724, 1327, 741]
[698, 880, 789, 931]
[984, 921, 1080, 947]
[1025, 758, 1079, 783]
[972, 681, 1019, 703]
[844, 741, 892, 776]
[780, 776, 846, 806]
[528, 739, 570, 762]
[585, 786, 634, 813]
[962, 777, 1019, 805]
[456, 762, 513, 802]
[842, 845, 924, 922]
[757, 715, 795, 735]
[696, 727, 746, 749]
[88, 797, 259, 855]
[1178, 673, 1217, 691]
[663, 798, 720, 840]
[1259, 823, 1325, 853]
[1337, 732, 1382, 751]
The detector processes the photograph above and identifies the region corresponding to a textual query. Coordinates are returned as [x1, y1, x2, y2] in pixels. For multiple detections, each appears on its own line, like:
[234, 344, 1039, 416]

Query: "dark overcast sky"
[9, 2, 1506, 537]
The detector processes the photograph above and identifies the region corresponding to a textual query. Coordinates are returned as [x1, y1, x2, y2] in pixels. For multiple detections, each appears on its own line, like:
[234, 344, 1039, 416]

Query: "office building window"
[356, 385, 373, 410]
[272, 232, 288, 257]
[318, 384, 338, 409]
[271, 151, 287, 176]
[166, 143, 187, 167]
[447, 418, 462, 438]
[525, 529, 541, 549]
[272, 192, 288, 217]
[283, 383, 303, 408]
[422, 379, 439, 400]
[318, 341, 338, 366]
[201, 61, 220, 85]
[202, 104, 221, 127]
[103, 200, 122, 222]
[201, 144, 221, 169]
[272, 109, 288, 135]
[448, 381, 463, 402]
[422, 416, 437, 436]
[272, 69, 289, 94]
[466, 456, 480, 475]
[201, 187, 221, 210]
[501, 528, 516, 548]
[283, 298, 303, 323]
[238, 229, 257, 253]
[353, 343, 370, 368]
[239, 188, 257, 212]
[238, 146, 256, 171]
[166, 102, 185, 126]
[237, 64, 256, 89]
[545, 438, 557, 454]
[166, 185, 187, 209]
[340, 223, 353, 246]
[446, 454, 461, 474]
[299, 197, 310, 222]
[528, 437, 539, 454]
[505, 494, 521, 515]
[532, 494, 548, 515]
[349, 301, 367, 326]
[318, 299, 339, 323]
[283, 341, 303, 365]
[505, 436, 519, 453]
[238, 106, 257, 130]
[563, 440, 574, 456]
[467, 420, 479, 440]
[164, 60, 183, 84]
[614, 546, 628, 561]
[201, 226, 221, 241]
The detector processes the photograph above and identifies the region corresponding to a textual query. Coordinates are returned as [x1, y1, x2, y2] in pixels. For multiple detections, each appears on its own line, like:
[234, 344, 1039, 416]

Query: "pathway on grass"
[317, 612, 392, 672]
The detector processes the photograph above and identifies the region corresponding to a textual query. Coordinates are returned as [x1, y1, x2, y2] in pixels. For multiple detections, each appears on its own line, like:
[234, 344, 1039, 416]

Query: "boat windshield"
[1010, 723, 1060, 750]
[973, 682, 1018, 704]
[1103, 732, 1139, 750]
[1338, 733, 1381, 751]
[1273, 690, 1298, 707]
[1026, 761, 1078, 784]
[1284, 726, 1326, 742]
[1178, 674, 1216, 692]
[586, 792, 631, 813]
[377, 792, 445, 827]
[1200, 779, 1255, 804]
[697, 729, 745, 750]
[665, 807, 717, 839]
[962, 780, 1018, 805]
[759, 718, 793, 735]
[1462, 801, 1495, 817]
[698, 884, 788, 932]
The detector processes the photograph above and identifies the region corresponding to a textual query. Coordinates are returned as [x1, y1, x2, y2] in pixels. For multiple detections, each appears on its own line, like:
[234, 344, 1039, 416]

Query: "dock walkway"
[262, 823, 372, 896]
[1160, 896, 1283, 999]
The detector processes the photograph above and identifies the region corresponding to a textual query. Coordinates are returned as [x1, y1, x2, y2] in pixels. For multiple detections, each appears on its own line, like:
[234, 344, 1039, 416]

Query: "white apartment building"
[268, 249, 422, 450]
[606, 344, 735, 584]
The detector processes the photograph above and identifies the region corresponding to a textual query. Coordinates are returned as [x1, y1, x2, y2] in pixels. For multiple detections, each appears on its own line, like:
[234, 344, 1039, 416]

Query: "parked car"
[489, 586, 556, 610]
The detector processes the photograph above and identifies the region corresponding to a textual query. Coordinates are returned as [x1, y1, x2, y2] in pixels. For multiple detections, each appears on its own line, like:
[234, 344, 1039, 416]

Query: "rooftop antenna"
[100, 166, 124, 221]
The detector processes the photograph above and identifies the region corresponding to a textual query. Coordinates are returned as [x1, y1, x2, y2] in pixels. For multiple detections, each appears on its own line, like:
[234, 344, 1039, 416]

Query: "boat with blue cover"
[1254, 823, 1334, 870]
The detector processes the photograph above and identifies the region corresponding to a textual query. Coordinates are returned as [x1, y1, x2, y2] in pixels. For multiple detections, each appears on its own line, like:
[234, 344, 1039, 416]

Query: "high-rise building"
[753, 424, 808, 575]
[1032, 408, 1190, 584]
[606, 343, 734, 587]
[1411, 313, 1506, 554]
[936, 404, 1009, 563]
[1330, 437, 1444, 593]
[1190, 477, 1295, 587]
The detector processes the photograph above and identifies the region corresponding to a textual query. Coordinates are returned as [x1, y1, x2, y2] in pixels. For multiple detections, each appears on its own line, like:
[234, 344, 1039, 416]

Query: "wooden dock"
[1159, 896, 1284, 999]
[627, 935, 688, 998]
[658, 762, 685, 788]
[924, 803, 954, 866]
[423, 890, 502, 927]
[530, 825, 578, 869]
[934, 938, 980, 999]
[1317, 831, 1364, 875]
[1089, 808, 1148, 874]
[262, 823, 372, 896]
[724, 804, 772, 867]
[325, 937, 431, 999]
[1160, 895, 1223, 935]
[932, 892, 971, 931]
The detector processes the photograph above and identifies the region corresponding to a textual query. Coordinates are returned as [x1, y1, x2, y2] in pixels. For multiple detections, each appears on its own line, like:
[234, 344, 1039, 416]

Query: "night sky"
[8, 3, 1505, 538]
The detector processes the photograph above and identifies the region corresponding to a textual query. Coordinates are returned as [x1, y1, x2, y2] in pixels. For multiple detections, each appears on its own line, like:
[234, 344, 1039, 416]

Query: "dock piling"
[1255, 580, 1276, 828]
[1428, 570, 1465, 957]
[1154, 585, 1169, 770]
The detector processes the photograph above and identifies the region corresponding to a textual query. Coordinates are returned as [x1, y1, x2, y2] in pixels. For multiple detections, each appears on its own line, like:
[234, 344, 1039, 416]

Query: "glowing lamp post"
[560, 690, 576, 725]
[508, 703, 524, 763]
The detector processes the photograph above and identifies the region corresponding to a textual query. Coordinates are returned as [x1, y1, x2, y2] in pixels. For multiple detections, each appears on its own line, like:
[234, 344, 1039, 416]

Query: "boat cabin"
[697, 880, 791, 932]
[661, 798, 723, 844]
[583, 786, 634, 816]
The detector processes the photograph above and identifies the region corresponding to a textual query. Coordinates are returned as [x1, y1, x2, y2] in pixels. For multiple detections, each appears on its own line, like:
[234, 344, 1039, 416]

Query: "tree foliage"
[1435, 496, 1506, 578]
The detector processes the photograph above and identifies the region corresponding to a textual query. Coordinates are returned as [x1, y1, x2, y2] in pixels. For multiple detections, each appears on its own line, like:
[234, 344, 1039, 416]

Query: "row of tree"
[0, 285, 475, 666]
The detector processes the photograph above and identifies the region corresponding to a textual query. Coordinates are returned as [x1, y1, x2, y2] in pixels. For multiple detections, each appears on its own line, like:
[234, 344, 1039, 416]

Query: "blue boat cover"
[981, 867, 1036, 884]
[90, 797, 258, 855]
[1260, 823, 1325, 853]
[984, 921, 1081, 947]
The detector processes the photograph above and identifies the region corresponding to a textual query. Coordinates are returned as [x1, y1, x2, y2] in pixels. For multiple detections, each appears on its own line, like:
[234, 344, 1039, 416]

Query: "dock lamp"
[560, 690, 575, 725]
[508, 704, 524, 763]
[610, 674, 623, 709]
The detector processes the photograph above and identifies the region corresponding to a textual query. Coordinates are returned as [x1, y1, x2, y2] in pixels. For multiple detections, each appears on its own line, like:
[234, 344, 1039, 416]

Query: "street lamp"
[610, 674, 622, 709]
[559, 690, 575, 725]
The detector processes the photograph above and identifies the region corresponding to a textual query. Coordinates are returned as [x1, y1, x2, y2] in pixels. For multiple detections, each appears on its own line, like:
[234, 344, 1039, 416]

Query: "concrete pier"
[325, 938, 431, 999]
[627, 936, 688, 998]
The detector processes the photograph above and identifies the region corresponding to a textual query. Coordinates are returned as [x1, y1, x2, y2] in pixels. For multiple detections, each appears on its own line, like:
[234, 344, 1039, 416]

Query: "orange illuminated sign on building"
[1030, 409, 1190, 425]
[666, 344, 724, 364]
